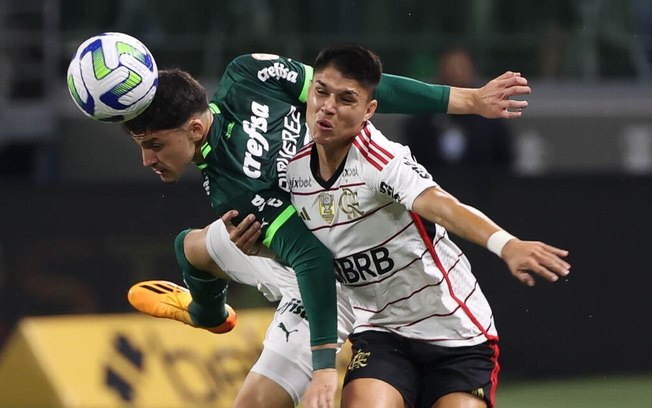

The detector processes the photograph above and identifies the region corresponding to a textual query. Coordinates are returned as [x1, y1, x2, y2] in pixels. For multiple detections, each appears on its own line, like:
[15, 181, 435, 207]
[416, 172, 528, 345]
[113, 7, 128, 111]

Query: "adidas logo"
[299, 207, 311, 221]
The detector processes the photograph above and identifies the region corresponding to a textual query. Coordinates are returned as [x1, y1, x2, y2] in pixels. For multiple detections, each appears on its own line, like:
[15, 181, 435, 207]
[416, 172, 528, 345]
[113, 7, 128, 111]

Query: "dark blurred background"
[1, 0, 651, 382]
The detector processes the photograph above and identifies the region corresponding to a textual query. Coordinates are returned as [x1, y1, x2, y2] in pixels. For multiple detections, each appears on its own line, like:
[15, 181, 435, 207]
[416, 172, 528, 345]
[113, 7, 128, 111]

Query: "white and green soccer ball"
[67, 32, 158, 122]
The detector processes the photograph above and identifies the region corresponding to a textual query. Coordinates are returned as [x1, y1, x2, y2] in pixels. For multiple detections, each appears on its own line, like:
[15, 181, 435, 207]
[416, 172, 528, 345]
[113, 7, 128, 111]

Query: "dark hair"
[313, 44, 382, 97]
[123, 69, 208, 134]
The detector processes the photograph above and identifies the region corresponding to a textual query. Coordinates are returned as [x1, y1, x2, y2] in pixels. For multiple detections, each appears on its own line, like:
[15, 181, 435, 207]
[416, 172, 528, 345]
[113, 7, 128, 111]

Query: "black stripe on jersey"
[334, 218, 413, 265]
[353, 281, 444, 314]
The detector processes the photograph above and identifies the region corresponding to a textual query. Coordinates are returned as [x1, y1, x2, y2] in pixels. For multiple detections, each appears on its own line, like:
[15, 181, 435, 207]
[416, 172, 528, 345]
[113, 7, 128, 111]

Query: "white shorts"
[205, 219, 354, 405]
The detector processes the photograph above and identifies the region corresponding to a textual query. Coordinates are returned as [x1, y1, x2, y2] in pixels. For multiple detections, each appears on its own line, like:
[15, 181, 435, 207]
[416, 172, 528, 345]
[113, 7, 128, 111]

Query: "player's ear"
[364, 99, 378, 122]
[188, 117, 205, 141]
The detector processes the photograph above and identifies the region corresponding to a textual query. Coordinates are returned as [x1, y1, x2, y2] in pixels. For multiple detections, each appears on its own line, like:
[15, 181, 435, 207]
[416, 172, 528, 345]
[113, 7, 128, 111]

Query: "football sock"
[175, 229, 229, 327]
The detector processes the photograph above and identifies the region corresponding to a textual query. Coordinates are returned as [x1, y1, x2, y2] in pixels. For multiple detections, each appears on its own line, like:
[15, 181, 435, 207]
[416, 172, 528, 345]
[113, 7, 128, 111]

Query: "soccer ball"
[67, 32, 158, 122]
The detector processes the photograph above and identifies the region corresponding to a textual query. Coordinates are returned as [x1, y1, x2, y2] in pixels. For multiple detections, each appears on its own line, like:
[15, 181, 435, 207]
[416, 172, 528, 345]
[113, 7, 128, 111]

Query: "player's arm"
[374, 71, 531, 118]
[216, 54, 312, 104]
[371, 144, 570, 286]
[411, 186, 571, 286]
[263, 208, 338, 351]
[220, 208, 338, 406]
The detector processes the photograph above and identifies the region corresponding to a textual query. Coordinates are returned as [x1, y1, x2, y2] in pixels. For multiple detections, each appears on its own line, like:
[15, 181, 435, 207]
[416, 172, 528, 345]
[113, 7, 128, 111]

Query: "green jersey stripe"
[209, 102, 221, 114]
[263, 205, 297, 247]
[298, 64, 313, 103]
[201, 142, 212, 158]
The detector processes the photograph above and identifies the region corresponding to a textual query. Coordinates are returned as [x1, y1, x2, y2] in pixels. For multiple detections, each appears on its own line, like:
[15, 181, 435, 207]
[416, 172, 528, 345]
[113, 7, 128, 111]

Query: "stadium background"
[0, 0, 651, 406]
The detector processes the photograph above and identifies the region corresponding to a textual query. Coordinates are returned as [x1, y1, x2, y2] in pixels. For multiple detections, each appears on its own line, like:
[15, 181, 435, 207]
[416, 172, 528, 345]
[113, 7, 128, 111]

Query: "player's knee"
[175, 228, 222, 276]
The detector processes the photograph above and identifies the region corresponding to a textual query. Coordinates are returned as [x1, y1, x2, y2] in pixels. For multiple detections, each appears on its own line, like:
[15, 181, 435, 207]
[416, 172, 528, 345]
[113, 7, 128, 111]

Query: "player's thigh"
[341, 378, 407, 408]
[343, 331, 419, 407]
[247, 344, 311, 407]
[430, 392, 487, 408]
[234, 371, 294, 408]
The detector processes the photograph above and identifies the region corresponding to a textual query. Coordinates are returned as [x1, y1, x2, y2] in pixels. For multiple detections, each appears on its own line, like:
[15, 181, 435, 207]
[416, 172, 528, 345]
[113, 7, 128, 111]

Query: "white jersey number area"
[288, 122, 497, 347]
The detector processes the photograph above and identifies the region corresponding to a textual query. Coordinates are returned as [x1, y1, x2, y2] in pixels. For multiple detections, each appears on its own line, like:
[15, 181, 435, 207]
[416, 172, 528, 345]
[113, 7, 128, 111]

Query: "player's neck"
[315, 143, 349, 181]
[192, 110, 214, 165]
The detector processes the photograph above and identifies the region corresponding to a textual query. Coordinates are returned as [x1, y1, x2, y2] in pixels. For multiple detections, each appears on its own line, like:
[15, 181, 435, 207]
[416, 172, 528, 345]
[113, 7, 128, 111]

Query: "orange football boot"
[127, 280, 237, 334]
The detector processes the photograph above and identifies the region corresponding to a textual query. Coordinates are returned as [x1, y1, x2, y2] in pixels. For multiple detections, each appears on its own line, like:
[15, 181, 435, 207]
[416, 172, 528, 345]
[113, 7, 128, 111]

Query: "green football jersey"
[199, 54, 310, 227]
[196, 54, 340, 358]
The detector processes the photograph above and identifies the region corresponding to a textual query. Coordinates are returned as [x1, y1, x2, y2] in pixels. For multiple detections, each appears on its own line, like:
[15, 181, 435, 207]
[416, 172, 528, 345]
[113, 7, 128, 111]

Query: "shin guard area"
[175, 229, 229, 327]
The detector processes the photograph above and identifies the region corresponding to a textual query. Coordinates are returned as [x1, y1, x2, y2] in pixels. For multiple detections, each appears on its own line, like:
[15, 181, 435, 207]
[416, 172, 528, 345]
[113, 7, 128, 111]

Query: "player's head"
[313, 44, 382, 99]
[123, 69, 208, 134]
[123, 69, 211, 184]
[308, 45, 381, 148]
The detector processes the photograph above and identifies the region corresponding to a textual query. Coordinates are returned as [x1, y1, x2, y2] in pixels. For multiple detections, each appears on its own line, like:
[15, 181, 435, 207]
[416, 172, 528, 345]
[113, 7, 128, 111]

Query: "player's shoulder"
[227, 54, 306, 75]
[351, 122, 410, 172]
[288, 142, 313, 173]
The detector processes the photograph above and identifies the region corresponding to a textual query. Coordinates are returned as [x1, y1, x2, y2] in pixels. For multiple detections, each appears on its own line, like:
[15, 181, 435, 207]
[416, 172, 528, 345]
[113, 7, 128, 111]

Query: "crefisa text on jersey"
[242, 101, 302, 192]
[257, 62, 299, 83]
[242, 101, 270, 179]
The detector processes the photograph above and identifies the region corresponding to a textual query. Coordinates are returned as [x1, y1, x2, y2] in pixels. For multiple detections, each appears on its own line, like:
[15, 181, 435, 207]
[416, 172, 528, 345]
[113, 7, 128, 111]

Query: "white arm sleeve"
[205, 219, 283, 301]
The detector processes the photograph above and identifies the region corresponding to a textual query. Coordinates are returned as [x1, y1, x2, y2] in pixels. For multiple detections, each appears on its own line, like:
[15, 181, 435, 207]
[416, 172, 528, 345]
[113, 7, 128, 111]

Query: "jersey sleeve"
[368, 144, 438, 210]
[215, 54, 313, 104]
[375, 73, 450, 114]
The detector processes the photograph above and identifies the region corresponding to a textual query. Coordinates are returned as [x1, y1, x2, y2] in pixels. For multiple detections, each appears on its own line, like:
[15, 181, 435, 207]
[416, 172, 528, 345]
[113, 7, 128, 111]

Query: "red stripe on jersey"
[363, 127, 394, 163]
[290, 148, 311, 162]
[362, 126, 393, 164]
[488, 341, 501, 407]
[310, 201, 394, 232]
[409, 211, 499, 342]
[296, 142, 313, 156]
[369, 146, 390, 165]
[352, 125, 394, 171]
[291, 143, 313, 163]
[353, 138, 383, 171]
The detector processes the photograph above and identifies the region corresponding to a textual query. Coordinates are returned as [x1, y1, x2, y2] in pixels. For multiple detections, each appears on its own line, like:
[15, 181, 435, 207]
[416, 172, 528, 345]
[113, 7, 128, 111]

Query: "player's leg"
[205, 217, 357, 406]
[340, 331, 419, 408]
[234, 372, 295, 408]
[430, 392, 487, 408]
[235, 345, 311, 408]
[127, 227, 236, 333]
[341, 379, 406, 408]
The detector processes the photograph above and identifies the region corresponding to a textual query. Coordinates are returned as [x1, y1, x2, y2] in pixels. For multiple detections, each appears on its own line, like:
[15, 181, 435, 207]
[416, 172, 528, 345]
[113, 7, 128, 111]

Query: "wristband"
[487, 230, 516, 258]
[312, 348, 336, 370]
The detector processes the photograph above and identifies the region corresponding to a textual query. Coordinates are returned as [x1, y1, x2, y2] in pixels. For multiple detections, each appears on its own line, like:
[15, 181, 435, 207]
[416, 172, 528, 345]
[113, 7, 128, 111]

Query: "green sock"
[175, 229, 229, 327]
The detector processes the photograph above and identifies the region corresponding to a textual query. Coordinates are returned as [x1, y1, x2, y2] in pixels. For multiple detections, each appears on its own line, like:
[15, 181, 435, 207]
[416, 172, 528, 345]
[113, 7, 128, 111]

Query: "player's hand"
[221, 210, 262, 255]
[302, 368, 338, 408]
[502, 239, 570, 286]
[475, 71, 531, 119]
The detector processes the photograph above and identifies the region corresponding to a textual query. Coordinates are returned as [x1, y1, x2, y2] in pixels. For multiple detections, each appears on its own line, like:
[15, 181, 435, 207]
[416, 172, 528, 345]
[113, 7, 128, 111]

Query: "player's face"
[130, 123, 199, 184]
[307, 66, 377, 148]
